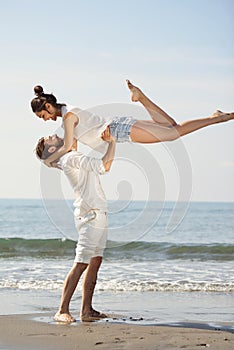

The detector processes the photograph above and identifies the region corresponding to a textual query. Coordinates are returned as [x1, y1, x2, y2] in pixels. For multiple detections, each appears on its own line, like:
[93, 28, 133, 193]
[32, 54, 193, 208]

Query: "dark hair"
[35, 137, 51, 160]
[31, 85, 66, 113]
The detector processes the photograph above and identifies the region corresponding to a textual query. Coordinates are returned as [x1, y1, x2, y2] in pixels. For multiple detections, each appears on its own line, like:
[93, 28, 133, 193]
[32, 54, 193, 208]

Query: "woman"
[31, 80, 234, 167]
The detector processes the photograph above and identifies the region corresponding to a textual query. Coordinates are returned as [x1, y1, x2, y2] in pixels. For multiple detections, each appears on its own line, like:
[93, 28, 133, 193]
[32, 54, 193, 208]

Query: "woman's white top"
[61, 104, 114, 153]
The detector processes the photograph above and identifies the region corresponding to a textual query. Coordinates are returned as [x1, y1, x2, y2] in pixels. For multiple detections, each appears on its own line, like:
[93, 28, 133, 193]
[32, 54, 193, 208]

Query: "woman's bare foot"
[54, 312, 76, 323]
[212, 110, 225, 117]
[80, 309, 107, 322]
[126, 79, 144, 102]
[212, 110, 234, 122]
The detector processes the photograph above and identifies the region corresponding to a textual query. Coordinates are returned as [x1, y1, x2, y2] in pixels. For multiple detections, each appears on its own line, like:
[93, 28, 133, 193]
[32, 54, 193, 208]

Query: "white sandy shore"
[0, 313, 233, 350]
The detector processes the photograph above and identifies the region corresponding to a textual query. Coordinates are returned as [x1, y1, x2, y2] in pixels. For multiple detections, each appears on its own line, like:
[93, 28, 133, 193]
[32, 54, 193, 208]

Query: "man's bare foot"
[126, 79, 143, 102]
[54, 312, 76, 323]
[80, 309, 107, 322]
[212, 110, 234, 122]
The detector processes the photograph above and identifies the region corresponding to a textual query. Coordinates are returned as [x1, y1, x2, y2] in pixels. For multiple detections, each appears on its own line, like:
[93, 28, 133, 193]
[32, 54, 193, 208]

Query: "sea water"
[0, 199, 233, 326]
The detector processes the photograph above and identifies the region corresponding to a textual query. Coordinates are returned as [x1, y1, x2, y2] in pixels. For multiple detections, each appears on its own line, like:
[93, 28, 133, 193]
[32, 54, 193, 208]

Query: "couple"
[34, 80, 234, 323]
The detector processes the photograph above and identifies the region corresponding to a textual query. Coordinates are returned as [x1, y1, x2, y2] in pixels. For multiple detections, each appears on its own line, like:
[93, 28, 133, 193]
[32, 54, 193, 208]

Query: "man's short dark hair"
[35, 137, 51, 160]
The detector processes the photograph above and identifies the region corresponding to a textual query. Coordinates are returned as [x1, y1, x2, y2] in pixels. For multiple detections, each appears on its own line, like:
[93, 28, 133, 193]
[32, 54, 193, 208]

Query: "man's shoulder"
[59, 151, 81, 167]
[60, 151, 103, 172]
[61, 151, 82, 160]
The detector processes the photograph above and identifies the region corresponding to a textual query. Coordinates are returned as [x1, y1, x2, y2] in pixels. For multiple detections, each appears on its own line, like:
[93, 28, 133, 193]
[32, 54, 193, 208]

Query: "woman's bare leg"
[126, 80, 234, 141]
[130, 110, 234, 143]
[126, 79, 177, 127]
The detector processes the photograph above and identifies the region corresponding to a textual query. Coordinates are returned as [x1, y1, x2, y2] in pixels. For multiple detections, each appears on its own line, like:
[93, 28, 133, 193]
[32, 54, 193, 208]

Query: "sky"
[0, 0, 233, 202]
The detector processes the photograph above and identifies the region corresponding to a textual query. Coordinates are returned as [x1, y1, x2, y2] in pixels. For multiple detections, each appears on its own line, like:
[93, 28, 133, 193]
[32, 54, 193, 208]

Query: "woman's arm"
[44, 113, 78, 167]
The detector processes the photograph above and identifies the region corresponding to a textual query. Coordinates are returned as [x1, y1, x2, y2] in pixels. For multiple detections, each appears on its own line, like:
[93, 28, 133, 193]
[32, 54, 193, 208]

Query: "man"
[35, 131, 116, 322]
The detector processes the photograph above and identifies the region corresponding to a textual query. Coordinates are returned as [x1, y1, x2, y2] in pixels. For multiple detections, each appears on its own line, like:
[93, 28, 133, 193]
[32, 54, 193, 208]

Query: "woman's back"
[61, 105, 112, 153]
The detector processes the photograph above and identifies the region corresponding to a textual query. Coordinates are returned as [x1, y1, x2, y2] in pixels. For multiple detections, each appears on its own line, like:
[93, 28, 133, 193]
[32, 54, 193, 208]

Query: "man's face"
[44, 134, 64, 149]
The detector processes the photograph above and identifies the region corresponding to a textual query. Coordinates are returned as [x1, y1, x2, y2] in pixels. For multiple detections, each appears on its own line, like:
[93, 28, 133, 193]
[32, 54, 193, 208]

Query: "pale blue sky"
[0, 0, 233, 201]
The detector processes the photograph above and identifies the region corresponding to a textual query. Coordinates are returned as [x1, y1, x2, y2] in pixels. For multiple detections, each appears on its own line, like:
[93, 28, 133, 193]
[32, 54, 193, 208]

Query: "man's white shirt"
[59, 151, 107, 216]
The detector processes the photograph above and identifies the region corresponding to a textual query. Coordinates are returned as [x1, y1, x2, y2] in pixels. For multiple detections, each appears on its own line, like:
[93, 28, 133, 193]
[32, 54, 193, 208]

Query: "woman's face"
[36, 103, 58, 121]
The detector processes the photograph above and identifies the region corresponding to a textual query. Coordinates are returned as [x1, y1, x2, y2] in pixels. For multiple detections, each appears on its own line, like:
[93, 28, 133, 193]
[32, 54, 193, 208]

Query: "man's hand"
[101, 127, 115, 143]
[101, 127, 116, 172]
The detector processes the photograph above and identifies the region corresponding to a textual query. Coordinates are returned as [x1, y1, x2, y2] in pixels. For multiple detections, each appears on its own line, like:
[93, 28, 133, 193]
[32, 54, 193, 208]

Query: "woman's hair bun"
[34, 85, 44, 97]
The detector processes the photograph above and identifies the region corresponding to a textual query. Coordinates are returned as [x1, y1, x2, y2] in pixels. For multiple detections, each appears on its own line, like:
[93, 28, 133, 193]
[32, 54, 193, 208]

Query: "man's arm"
[69, 128, 116, 174]
[101, 128, 116, 172]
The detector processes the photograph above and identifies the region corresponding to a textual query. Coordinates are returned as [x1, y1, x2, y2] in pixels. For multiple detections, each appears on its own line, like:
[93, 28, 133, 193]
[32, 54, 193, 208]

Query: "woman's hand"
[43, 159, 52, 167]
[43, 160, 62, 170]
[101, 127, 115, 142]
[51, 162, 62, 170]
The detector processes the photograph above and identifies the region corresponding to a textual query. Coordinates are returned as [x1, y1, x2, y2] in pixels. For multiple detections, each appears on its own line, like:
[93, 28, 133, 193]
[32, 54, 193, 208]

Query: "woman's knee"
[166, 126, 181, 141]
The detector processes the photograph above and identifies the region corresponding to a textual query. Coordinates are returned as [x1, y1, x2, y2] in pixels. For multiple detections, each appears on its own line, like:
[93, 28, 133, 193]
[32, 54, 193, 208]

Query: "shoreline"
[0, 313, 233, 350]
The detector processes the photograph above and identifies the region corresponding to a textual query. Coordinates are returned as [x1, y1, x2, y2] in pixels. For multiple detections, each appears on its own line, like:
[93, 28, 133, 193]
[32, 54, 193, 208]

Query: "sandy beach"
[1, 201, 234, 349]
[0, 313, 233, 350]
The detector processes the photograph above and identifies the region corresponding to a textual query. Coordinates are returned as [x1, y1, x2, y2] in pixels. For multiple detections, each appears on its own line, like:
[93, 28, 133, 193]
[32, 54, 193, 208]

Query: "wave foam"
[1, 279, 233, 292]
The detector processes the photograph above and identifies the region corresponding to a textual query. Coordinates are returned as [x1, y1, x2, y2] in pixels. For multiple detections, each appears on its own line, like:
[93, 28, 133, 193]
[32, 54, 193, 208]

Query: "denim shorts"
[109, 116, 136, 142]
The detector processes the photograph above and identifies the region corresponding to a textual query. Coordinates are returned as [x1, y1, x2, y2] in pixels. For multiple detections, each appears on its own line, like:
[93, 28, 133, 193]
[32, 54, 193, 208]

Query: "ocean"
[0, 199, 234, 328]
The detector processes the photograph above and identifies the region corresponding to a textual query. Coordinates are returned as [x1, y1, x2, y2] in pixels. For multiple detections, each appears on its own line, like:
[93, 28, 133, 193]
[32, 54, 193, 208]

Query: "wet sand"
[0, 313, 233, 350]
